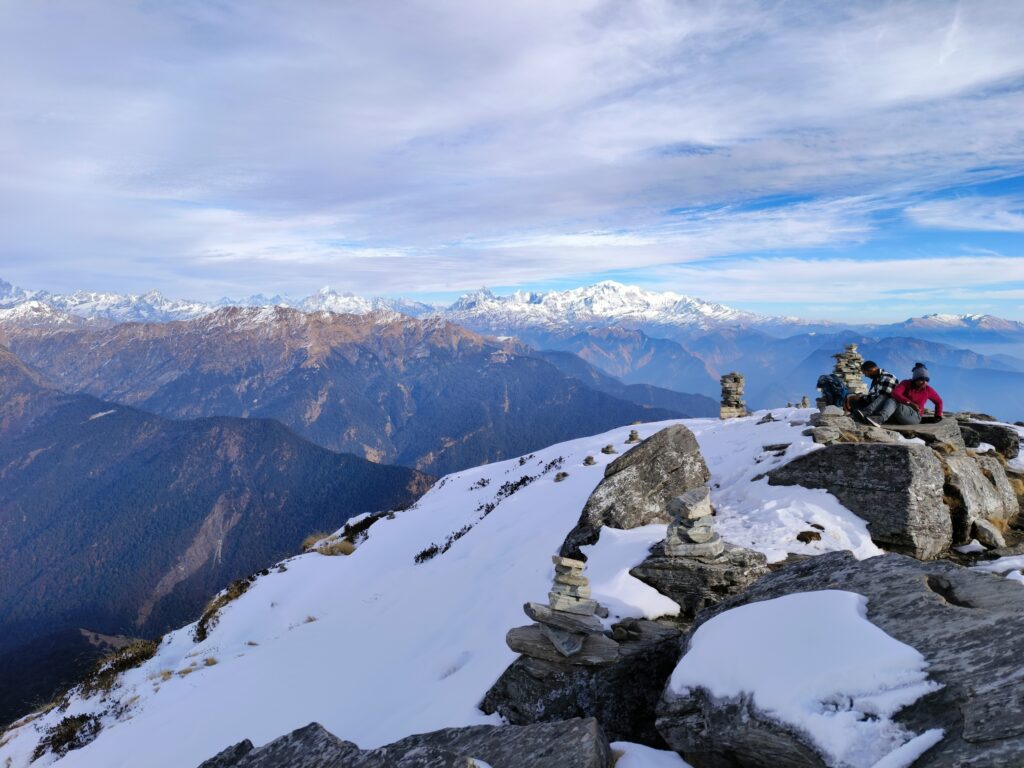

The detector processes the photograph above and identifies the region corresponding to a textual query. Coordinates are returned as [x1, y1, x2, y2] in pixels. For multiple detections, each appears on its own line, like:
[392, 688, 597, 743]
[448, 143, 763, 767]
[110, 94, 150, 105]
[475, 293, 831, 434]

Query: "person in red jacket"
[888, 363, 943, 425]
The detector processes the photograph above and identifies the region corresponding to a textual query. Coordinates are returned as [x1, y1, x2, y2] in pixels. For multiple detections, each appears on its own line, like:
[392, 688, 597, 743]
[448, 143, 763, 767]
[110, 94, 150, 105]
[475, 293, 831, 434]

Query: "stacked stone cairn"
[664, 486, 724, 558]
[800, 395, 810, 408]
[719, 372, 746, 419]
[833, 343, 868, 396]
[505, 555, 619, 665]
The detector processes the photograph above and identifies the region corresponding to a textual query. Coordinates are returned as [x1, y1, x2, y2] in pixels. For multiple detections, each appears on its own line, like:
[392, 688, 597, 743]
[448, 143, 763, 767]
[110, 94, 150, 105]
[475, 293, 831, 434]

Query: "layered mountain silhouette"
[0, 344, 430, 723]
[0, 307, 697, 475]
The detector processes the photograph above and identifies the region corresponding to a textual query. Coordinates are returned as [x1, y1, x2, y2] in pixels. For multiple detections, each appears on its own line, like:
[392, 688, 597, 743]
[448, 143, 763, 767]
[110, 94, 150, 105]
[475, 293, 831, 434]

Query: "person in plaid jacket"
[846, 360, 899, 424]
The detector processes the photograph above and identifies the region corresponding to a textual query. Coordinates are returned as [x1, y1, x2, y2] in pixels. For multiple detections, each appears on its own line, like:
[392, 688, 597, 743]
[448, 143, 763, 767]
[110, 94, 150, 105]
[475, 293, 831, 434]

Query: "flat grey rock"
[553, 571, 589, 587]
[666, 487, 712, 520]
[665, 535, 725, 559]
[507, 625, 619, 666]
[538, 623, 586, 657]
[199, 723, 362, 768]
[656, 552, 1024, 767]
[631, 542, 770, 620]
[560, 425, 710, 559]
[882, 416, 966, 451]
[524, 602, 605, 635]
[483, 621, 681, 747]
[548, 593, 598, 615]
[549, 582, 591, 598]
[768, 443, 951, 559]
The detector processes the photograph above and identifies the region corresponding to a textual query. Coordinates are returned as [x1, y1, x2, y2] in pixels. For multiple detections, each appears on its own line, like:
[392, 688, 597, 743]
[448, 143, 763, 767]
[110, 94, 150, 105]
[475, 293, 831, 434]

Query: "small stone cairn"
[719, 372, 746, 419]
[800, 395, 810, 408]
[664, 486, 724, 558]
[506, 555, 619, 665]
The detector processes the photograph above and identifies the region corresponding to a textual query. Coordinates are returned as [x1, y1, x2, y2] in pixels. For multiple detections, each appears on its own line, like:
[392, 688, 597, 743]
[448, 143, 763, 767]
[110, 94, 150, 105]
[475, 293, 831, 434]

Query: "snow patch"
[580, 525, 679, 622]
[88, 410, 117, 421]
[611, 741, 693, 767]
[668, 590, 942, 768]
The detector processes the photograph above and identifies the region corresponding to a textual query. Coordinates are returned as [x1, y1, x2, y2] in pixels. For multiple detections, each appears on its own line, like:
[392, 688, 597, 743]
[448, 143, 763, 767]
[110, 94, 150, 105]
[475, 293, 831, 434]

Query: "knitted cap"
[912, 362, 930, 381]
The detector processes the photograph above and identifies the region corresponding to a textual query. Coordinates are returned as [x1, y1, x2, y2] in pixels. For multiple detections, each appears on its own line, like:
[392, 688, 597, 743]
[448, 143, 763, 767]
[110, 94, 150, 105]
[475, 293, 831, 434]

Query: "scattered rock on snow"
[560, 425, 710, 560]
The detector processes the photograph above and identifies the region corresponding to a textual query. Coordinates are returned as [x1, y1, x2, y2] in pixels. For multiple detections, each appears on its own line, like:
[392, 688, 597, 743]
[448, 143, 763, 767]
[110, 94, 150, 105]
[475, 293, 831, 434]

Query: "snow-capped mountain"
[882, 313, 1024, 333]
[298, 287, 435, 317]
[441, 281, 779, 333]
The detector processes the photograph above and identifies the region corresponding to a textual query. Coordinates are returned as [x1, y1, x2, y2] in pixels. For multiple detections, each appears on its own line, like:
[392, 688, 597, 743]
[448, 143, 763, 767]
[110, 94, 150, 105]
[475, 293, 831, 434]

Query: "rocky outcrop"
[767, 443, 951, 559]
[630, 542, 770, 621]
[656, 552, 1024, 768]
[960, 420, 1020, 459]
[806, 406, 898, 446]
[944, 454, 1019, 542]
[560, 425, 710, 559]
[198, 719, 614, 768]
[482, 620, 681, 747]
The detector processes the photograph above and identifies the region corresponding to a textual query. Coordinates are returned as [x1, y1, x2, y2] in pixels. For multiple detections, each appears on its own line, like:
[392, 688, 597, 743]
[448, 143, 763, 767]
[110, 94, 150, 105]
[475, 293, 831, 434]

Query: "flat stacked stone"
[832, 343, 868, 395]
[506, 555, 618, 665]
[720, 372, 746, 419]
[664, 486, 724, 558]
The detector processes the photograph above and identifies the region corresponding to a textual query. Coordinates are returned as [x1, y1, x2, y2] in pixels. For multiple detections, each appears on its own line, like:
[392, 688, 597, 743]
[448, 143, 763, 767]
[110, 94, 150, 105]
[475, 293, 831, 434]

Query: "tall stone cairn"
[505, 555, 619, 665]
[664, 487, 724, 558]
[719, 372, 746, 419]
[833, 343, 868, 395]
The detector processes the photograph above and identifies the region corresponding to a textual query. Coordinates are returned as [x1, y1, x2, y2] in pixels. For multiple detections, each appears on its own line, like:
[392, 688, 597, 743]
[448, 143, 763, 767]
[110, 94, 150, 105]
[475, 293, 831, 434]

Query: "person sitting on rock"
[846, 360, 898, 424]
[888, 363, 944, 425]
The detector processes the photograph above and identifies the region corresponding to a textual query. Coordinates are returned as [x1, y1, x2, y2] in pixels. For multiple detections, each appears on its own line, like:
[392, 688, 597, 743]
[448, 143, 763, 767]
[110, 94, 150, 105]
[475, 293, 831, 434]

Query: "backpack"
[816, 374, 848, 407]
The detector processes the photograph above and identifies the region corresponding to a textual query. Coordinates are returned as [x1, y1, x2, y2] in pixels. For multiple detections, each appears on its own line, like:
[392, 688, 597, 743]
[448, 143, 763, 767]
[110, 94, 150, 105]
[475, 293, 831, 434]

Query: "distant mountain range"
[0, 306, 708, 475]
[3, 277, 1024, 419]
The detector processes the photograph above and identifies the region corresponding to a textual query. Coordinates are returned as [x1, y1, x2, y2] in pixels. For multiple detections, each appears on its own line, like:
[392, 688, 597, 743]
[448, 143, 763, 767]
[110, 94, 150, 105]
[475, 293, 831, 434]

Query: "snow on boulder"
[658, 551, 1024, 767]
[661, 590, 941, 768]
[767, 443, 951, 560]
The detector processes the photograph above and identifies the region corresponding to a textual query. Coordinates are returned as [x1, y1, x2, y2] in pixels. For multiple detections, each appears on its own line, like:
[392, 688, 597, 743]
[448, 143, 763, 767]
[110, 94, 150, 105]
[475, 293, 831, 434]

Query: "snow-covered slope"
[0, 409, 892, 768]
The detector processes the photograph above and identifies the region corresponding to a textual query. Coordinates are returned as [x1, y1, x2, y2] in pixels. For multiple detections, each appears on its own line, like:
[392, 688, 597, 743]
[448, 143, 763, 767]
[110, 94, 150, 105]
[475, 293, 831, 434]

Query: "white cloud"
[906, 196, 1024, 232]
[0, 0, 1023, 305]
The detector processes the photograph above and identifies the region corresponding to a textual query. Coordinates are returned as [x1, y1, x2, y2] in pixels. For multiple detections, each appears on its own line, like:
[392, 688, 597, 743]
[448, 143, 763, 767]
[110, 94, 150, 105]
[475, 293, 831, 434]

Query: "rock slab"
[198, 719, 614, 768]
[656, 551, 1024, 768]
[767, 443, 951, 559]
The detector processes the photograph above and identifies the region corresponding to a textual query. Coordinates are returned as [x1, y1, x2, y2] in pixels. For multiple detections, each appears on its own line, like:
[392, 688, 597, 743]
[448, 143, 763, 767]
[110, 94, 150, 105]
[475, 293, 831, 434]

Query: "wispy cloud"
[906, 195, 1024, 232]
[0, 0, 1022, 312]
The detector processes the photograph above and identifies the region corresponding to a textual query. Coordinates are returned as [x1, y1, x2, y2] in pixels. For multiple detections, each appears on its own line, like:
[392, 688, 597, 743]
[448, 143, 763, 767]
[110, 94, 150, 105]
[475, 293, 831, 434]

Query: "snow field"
[0, 410, 929, 768]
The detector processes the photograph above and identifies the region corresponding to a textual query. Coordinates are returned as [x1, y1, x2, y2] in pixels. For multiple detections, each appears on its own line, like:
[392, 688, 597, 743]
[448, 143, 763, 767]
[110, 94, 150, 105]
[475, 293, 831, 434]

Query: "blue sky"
[1, 0, 1023, 321]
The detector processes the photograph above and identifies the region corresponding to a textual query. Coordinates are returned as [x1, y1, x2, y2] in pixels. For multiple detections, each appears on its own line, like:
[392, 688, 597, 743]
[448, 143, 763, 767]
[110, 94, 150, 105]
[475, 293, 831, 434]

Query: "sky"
[1, 0, 1024, 322]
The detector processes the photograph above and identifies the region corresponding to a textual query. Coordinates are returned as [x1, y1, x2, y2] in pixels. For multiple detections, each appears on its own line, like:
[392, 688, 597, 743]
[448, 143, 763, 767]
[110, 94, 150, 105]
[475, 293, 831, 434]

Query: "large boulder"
[656, 552, 1024, 767]
[629, 542, 770, 621]
[198, 719, 614, 768]
[767, 443, 951, 559]
[481, 620, 681, 747]
[962, 421, 1020, 460]
[560, 425, 710, 559]
[944, 454, 1018, 543]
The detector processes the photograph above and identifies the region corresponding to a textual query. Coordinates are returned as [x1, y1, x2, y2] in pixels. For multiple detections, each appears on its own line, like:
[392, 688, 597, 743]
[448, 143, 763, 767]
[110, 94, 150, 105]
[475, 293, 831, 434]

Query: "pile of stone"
[832, 343, 868, 395]
[719, 372, 746, 419]
[664, 487, 724, 558]
[505, 555, 618, 665]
